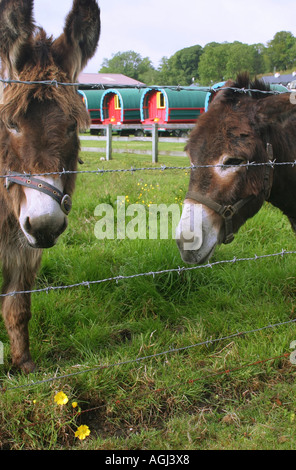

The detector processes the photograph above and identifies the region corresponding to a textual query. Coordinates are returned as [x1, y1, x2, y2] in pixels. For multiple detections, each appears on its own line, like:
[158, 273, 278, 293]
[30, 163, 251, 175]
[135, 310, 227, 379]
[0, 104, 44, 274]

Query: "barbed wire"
[0, 77, 293, 95]
[0, 159, 296, 180]
[1, 317, 295, 392]
[77, 352, 292, 418]
[1, 249, 295, 299]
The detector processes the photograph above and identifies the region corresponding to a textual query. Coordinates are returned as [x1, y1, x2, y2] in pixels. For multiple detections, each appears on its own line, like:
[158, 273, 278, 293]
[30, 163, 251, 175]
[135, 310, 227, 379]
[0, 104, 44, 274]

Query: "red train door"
[104, 93, 122, 124]
[154, 91, 166, 123]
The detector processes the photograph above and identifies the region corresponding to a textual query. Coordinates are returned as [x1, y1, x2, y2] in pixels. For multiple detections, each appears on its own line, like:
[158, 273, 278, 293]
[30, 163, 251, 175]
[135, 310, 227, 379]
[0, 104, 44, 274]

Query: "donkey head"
[0, 0, 100, 248]
[176, 74, 295, 264]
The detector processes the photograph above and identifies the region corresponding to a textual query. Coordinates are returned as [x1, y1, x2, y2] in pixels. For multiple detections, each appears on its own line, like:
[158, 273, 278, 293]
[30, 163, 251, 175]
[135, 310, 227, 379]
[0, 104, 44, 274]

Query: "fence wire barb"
[0, 77, 292, 96]
[1, 159, 296, 180]
[1, 317, 295, 393]
[1, 249, 296, 299]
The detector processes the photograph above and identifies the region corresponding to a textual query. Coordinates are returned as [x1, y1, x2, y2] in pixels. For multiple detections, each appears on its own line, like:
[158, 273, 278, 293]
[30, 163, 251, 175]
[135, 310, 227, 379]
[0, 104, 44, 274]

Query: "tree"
[156, 57, 170, 84]
[198, 42, 229, 84]
[165, 45, 203, 85]
[99, 51, 155, 82]
[225, 42, 266, 78]
[198, 41, 267, 85]
[266, 31, 296, 71]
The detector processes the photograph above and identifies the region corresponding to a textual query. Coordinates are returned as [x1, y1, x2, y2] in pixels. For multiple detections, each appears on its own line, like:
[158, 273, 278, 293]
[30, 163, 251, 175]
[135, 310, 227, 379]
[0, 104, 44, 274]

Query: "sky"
[33, 0, 296, 73]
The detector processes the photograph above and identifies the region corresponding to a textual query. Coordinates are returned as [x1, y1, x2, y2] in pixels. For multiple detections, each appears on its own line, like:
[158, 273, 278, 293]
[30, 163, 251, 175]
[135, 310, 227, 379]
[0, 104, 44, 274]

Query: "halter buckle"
[61, 195, 72, 215]
[222, 205, 235, 219]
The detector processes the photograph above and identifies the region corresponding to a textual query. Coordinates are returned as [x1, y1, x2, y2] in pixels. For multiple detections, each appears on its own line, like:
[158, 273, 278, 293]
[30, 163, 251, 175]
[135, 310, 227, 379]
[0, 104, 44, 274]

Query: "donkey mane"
[228, 72, 271, 93]
[215, 72, 271, 104]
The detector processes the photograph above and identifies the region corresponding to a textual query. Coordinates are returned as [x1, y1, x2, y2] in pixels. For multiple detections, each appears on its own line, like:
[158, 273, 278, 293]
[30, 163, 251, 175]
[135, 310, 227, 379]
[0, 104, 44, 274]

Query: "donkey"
[176, 73, 296, 265]
[0, 0, 100, 373]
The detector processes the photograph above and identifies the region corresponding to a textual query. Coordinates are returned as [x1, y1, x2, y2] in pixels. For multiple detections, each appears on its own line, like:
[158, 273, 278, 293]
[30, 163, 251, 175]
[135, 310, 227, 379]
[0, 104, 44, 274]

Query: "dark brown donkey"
[176, 73, 296, 265]
[0, 0, 100, 373]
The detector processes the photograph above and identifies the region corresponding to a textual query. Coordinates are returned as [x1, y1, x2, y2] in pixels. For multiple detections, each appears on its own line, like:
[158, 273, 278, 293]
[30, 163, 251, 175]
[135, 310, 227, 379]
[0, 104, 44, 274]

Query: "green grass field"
[1, 140, 296, 450]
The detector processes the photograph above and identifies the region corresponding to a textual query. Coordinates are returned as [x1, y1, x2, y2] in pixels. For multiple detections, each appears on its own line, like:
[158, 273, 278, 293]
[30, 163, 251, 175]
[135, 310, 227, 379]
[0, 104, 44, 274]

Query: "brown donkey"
[176, 73, 296, 264]
[0, 0, 100, 373]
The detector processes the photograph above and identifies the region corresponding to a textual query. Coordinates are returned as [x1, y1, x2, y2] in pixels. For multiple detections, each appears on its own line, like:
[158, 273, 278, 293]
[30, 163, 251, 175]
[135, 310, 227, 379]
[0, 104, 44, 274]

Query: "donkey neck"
[268, 143, 296, 222]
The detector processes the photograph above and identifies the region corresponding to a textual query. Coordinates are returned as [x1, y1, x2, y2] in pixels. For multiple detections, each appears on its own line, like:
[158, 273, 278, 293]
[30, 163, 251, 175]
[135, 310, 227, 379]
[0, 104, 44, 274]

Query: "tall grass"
[0, 143, 296, 450]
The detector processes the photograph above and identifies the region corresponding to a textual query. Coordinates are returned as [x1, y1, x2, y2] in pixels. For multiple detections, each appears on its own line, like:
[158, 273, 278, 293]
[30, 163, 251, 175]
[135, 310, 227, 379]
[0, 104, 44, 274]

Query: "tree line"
[99, 31, 296, 86]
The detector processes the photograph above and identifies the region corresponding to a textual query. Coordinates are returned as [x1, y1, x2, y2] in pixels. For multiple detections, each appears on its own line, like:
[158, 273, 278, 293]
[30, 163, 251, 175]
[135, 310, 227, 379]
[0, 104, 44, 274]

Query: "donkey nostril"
[24, 217, 32, 233]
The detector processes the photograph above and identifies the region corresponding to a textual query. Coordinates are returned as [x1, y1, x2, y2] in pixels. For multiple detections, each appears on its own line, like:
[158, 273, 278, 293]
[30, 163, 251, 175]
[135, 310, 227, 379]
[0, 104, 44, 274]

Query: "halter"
[4, 172, 72, 215]
[185, 143, 274, 245]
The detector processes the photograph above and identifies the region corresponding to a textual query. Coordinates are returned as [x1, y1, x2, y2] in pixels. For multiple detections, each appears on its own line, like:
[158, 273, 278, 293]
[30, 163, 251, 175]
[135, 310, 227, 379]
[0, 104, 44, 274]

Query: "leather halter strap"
[5, 172, 72, 215]
[185, 143, 274, 245]
[185, 191, 254, 244]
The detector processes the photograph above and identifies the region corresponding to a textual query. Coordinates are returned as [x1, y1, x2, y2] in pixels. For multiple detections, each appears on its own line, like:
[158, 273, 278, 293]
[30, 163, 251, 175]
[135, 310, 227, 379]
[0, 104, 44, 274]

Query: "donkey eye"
[7, 121, 20, 135]
[223, 157, 245, 167]
[67, 122, 77, 135]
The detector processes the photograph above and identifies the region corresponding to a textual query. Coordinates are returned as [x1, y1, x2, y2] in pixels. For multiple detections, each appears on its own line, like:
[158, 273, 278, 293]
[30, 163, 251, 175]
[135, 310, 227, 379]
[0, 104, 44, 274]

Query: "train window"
[156, 92, 165, 109]
[114, 95, 121, 110]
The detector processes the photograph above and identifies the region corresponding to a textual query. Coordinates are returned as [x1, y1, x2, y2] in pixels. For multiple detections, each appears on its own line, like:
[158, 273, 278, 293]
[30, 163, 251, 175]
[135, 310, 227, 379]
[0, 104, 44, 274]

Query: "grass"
[1, 139, 296, 450]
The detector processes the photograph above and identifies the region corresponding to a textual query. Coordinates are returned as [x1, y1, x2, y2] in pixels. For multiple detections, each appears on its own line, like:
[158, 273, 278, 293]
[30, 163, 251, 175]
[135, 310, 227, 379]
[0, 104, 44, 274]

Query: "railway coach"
[100, 88, 144, 130]
[78, 89, 104, 124]
[140, 87, 208, 135]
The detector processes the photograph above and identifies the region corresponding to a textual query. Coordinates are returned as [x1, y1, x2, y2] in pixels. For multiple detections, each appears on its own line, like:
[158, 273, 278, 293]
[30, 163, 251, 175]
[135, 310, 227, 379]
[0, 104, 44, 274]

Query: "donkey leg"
[1, 247, 42, 373]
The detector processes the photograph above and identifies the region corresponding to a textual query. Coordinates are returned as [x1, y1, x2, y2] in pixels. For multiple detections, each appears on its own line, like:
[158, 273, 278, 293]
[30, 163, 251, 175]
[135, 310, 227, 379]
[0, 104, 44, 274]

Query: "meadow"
[0, 138, 296, 450]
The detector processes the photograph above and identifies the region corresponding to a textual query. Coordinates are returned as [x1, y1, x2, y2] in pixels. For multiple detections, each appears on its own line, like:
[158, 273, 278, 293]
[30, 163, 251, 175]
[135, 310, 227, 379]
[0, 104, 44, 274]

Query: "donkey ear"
[255, 93, 296, 128]
[52, 0, 101, 82]
[0, 0, 34, 77]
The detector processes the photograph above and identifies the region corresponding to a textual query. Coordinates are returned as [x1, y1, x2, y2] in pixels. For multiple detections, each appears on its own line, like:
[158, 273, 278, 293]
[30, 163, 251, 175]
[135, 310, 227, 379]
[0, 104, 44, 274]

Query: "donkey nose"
[24, 214, 68, 248]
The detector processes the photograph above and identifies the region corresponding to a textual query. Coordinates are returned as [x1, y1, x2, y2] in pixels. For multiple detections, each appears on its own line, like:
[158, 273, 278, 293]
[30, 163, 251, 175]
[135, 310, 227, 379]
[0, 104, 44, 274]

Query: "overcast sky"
[33, 0, 296, 73]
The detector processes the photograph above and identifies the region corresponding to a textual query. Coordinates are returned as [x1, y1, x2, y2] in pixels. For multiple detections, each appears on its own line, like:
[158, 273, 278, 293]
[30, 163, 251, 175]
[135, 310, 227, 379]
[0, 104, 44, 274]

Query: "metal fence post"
[106, 124, 112, 161]
[152, 123, 158, 163]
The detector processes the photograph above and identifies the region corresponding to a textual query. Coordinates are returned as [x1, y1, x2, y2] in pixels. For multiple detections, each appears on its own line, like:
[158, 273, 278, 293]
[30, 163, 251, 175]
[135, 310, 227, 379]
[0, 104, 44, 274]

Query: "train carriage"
[101, 88, 144, 127]
[78, 89, 104, 124]
[140, 87, 208, 132]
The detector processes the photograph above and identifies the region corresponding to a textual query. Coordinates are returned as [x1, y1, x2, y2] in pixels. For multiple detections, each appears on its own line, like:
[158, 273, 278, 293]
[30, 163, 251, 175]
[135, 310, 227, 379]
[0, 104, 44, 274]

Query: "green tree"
[165, 45, 203, 85]
[198, 42, 229, 84]
[198, 41, 267, 85]
[99, 51, 156, 83]
[266, 31, 296, 71]
[157, 57, 171, 84]
[225, 42, 266, 78]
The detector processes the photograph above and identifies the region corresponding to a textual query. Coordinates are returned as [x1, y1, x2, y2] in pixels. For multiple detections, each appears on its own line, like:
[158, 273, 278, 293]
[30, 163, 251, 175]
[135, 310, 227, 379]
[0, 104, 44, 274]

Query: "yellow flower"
[54, 391, 69, 406]
[75, 425, 91, 440]
[72, 402, 78, 409]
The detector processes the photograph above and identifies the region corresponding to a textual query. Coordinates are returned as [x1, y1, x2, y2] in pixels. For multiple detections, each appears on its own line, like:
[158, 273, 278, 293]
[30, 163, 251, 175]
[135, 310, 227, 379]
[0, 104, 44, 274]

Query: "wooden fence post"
[152, 123, 158, 163]
[106, 124, 112, 161]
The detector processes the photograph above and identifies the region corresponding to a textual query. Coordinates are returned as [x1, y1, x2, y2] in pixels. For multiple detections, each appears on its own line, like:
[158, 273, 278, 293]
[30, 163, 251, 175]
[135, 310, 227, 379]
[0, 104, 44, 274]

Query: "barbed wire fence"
[1, 77, 295, 94]
[0, 78, 296, 394]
